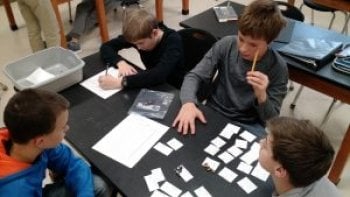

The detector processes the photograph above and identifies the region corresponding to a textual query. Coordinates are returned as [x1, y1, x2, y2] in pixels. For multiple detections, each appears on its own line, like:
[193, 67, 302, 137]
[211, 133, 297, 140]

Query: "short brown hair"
[238, 0, 286, 43]
[122, 9, 159, 43]
[4, 89, 69, 144]
[267, 117, 334, 187]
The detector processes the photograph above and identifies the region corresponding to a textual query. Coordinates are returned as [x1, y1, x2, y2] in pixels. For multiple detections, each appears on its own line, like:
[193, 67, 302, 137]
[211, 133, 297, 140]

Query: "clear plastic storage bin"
[4, 47, 85, 92]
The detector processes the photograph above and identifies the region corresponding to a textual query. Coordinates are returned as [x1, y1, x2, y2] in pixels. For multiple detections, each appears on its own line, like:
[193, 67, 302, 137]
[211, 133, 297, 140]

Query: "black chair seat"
[304, 0, 336, 12]
[275, 1, 305, 22]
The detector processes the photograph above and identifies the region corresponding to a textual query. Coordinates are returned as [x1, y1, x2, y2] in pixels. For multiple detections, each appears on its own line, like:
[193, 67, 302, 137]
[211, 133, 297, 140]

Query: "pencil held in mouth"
[251, 50, 259, 71]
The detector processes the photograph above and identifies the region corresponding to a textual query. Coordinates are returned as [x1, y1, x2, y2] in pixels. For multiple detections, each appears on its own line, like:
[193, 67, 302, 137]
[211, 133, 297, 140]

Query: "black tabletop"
[61, 53, 273, 197]
[180, 1, 350, 90]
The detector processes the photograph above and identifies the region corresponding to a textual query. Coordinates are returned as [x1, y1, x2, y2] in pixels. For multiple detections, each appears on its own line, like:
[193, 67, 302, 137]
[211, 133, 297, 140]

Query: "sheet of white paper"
[177, 165, 193, 182]
[202, 157, 220, 172]
[237, 177, 258, 194]
[167, 138, 183, 151]
[194, 186, 212, 197]
[250, 142, 261, 152]
[160, 181, 182, 197]
[204, 144, 220, 156]
[180, 191, 193, 197]
[211, 136, 226, 148]
[151, 190, 170, 197]
[251, 162, 270, 182]
[92, 114, 169, 168]
[240, 130, 257, 142]
[235, 139, 248, 149]
[227, 145, 243, 157]
[145, 174, 160, 192]
[152, 168, 166, 183]
[218, 151, 234, 164]
[240, 151, 259, 165]
[220, 123, 240, 139]
[154, 142, 173, 156]
[237, 161, 253, 174]
[80, 67, 121, 99]
[218, 167, 238, 183]
[26, 67, 55, 85]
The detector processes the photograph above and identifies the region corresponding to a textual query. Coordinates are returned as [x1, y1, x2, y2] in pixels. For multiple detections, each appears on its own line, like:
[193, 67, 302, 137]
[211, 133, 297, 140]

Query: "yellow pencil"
[251, 50, 259, 71]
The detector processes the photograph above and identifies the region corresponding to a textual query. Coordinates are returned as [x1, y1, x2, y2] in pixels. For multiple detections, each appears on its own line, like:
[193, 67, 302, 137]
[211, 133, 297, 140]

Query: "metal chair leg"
[290, 86, 304, 109]
[321, 98, 337, 125]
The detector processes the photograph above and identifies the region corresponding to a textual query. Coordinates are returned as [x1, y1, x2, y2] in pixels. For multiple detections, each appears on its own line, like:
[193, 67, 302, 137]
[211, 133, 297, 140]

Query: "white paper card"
[92, 114, 169, 168]
[177, 165, 193, 182]
[240, 151, 258, 165]
[194, 186, 212, 197]
[218, 167, 238, 183]
[251, 162, 270, 182]
[167, 138, 183, 151]
[145, 174, 159, 192]
[160, 182, 182, 197]
[240, 130, 257, 142]
[151, 190, 170, 197]
[220, 123, 240, 139]
[204, 144, 220, 156]
[211, 136, 226, 148]
[218, 151, 234, 164]
[237, 161, 253, 174]
[202, 157, 220, 172]
[80, 67, 121, 99]
[235, 139, 248, 149]
[237, 177, 258, 194]
[26, 67, 55, 85]
[154, 142, 173, 156]
[180, 191, 193, 197]
[227, 145, 243, 157]
[152, 168, 166, 183]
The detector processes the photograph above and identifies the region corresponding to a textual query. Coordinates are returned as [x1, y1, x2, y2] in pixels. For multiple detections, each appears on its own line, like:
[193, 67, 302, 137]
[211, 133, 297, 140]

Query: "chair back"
[275, 1, 305, 22]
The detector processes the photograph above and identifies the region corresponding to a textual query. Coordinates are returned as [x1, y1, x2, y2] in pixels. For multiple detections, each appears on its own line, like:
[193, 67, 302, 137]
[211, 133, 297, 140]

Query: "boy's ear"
[33, 136, 46, 148]
[274, 165, 288, 178]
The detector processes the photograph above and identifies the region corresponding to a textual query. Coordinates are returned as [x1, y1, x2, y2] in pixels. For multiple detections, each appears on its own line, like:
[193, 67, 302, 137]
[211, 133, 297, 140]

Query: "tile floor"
[0, 0, 349, 196]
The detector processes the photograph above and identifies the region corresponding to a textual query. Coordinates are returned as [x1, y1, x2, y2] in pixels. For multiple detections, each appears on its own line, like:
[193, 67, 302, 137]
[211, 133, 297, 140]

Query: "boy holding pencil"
[173, 0, 288, 136]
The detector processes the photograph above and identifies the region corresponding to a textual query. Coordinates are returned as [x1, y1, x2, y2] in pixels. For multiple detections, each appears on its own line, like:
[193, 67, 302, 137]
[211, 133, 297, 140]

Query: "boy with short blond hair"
[260, 117, 340, 197]
[0, 89, 110, 196]
[99, 9, 184, 90]
[173, 0, 288, 136]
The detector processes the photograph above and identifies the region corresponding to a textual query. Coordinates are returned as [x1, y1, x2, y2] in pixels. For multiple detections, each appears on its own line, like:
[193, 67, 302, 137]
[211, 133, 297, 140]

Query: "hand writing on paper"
[246, 71, 269, 104]
[172, 102, 207, 135]
[117, 60, 137, 77]
[98, 74, 122, 90]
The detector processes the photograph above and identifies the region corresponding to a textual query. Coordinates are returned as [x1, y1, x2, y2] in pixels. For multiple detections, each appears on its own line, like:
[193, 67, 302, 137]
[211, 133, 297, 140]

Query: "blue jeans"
[43, 174, 111, 197]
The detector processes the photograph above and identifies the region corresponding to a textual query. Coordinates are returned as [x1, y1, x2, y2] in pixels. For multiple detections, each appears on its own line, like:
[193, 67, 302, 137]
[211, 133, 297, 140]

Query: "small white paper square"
[227, 145, 243, 157]
[240, 130, 257, 142]
[180, 191, 193, 197]
[251, 162, 270, 182]
[160, 181, 182, 197]
[218, 167, 238, 183]
[151, 190, 170, 197]
[211, 136, 226, 148]
[240, 151, 258, 165]
[237, 177, 258, 194]
[167, 138, 183, 151]
[235, 139, 248, 149]
[218, 151, 234, 164]
[194, 186, 212, 197]
[237, 161, 253, 174]
[154, 142, 173, 156]
[204, 144, 220, 156]
[219, 123, 240, 139]
[176, 165, 193, 182]
[144, 174, 159, 192]
[151, 168, 165, 183]
[202, 157, 220, 172]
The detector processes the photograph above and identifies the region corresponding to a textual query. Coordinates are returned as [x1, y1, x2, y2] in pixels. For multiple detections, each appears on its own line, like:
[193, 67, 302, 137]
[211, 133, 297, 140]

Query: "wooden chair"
[51, 0, 73, 48]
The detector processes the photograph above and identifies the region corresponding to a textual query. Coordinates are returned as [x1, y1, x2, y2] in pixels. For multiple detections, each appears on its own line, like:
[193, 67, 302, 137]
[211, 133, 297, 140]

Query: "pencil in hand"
[251, 50, 259, 71]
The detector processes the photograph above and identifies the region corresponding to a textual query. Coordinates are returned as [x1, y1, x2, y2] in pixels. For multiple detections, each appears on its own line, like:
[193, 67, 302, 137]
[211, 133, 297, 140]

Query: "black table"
[60, 53, 273, 196]
[180, 0, 350, 184]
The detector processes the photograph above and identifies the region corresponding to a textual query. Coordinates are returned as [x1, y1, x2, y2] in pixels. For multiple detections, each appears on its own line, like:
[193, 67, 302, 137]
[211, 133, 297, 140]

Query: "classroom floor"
[0, 0, 349, 195]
